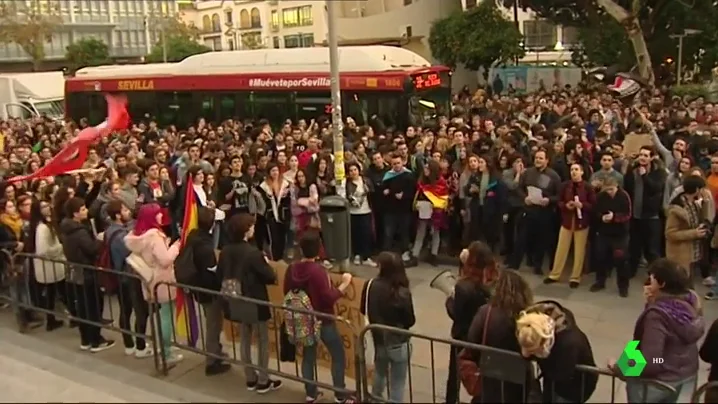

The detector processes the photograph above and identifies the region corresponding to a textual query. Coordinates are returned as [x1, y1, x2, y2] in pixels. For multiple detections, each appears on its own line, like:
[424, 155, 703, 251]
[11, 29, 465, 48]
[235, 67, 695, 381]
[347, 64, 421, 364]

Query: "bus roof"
[73, 46, 433, 79]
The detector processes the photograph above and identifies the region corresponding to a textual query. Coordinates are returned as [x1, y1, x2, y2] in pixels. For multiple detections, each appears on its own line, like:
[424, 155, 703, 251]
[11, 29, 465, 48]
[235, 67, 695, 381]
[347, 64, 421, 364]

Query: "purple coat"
[633, 293, 705, 381]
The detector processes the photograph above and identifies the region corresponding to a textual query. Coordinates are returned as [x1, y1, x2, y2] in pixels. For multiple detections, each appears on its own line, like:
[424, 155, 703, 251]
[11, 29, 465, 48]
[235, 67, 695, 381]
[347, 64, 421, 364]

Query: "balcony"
[239, 22, 262, 30]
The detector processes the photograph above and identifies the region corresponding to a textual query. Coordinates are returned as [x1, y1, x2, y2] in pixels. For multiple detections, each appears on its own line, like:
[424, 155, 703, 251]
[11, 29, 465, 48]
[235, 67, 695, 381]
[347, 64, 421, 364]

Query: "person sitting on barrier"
[516, 300, 597, 403]
[106, 200, 153, 360]
[217, 212, 281, 388]
[444, 241, 494, 404]
[464, 269, 535, 403]
[124, 202, 183, 366]
[181, 206, 232, 377]
[360, 251, 415, 403]
[283, 229, 353, 404]
[616, 258, 704, 403]
[60, 197, 115, 352]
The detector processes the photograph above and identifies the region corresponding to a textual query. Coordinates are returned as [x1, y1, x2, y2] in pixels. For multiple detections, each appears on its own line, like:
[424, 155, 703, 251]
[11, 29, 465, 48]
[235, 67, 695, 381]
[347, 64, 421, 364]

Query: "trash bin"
[319, 196, 351, 261]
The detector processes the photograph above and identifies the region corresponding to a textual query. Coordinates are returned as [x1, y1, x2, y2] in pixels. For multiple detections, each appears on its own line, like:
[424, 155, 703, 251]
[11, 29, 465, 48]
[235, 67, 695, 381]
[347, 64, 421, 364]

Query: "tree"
[0, 0, 61, 71]
[430, 3, 524, 78]
[145, 17, 211, 63]
[505, 0, 716, 85]
[65, 38, 111, 72]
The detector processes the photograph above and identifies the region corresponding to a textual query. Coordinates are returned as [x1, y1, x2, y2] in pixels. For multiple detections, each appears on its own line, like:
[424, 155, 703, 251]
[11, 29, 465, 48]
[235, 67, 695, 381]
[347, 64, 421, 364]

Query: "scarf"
[382, 167, 411, 182]
[681, 194, 703, 263]
[1, 213, 23, 240]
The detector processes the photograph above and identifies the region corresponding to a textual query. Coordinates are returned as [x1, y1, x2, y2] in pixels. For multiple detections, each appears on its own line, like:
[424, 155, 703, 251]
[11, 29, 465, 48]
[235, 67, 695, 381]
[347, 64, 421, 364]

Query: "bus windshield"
[408, 87, 451, 127]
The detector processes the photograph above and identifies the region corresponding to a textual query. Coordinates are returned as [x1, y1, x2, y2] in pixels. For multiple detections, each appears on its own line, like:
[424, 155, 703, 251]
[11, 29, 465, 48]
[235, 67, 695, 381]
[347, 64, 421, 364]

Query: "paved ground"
[0, 260, 715, 403]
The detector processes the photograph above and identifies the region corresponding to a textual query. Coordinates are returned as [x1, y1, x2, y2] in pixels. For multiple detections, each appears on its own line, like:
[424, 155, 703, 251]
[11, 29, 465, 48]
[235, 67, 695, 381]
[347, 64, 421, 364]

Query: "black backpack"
[174, 244, 197, 285]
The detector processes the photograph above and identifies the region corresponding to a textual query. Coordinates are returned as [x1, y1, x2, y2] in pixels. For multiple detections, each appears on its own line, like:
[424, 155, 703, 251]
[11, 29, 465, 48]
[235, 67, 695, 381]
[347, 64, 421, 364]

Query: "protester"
[124, 203, 183, 366]
[218, 213, 281, 387]
[360, 251, 415, 403]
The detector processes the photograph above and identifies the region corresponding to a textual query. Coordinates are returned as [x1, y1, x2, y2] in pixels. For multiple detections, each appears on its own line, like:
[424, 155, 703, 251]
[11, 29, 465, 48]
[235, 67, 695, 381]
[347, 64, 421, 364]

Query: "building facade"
[461, 0, 576, 65]
[0, 0, 178, 70]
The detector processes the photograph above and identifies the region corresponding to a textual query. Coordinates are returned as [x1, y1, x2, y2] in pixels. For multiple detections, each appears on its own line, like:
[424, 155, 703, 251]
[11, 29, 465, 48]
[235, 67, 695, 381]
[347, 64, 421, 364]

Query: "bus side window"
[20, 101, 37, 118]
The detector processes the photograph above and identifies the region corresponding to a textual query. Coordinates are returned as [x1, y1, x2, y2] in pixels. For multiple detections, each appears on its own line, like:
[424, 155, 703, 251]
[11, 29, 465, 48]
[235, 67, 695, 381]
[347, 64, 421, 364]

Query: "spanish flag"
[417, 177, 450, 210]
[175, 175, 200, 347]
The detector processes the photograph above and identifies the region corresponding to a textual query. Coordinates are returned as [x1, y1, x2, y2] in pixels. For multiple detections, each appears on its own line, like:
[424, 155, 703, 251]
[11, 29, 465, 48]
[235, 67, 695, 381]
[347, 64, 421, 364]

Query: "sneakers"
[589, 283, 605, 292]
[205, 362, 231, 376]
[90, 339, 115, 353]
[165, 354, 183, 366]
[124, 347, 135, 356]
[353, 255, 361, 266]
[543, 278, 557, 285]
[135, 347, 154, 359]
[322, 260, 333, 269]
[80, 344, 91, 351]
[306, 392, 324, 403]
[704, 276, 716, 286]
[256, 379, 282, 394]
[401, 251, 411, 262]
[362, 258, 377, 267]
[705, 291, 718, 300]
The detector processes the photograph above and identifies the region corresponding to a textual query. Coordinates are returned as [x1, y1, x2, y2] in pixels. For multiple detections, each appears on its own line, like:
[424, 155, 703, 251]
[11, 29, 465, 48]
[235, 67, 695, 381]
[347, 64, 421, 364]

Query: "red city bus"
[65, 46, 451, 129]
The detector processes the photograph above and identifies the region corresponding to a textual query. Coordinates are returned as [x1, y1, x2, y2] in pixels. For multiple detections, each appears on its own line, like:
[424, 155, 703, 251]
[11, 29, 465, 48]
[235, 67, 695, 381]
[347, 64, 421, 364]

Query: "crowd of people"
[0, 80, 717, 403]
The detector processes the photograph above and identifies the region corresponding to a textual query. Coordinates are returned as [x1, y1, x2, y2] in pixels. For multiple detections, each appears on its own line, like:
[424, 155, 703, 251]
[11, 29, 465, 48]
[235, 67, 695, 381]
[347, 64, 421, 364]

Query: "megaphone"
[430, 270, 457, 297]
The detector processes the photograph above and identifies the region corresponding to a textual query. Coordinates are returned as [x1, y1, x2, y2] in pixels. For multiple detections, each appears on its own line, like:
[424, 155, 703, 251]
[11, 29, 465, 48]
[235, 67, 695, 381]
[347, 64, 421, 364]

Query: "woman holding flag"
[410, 160, 449, 266]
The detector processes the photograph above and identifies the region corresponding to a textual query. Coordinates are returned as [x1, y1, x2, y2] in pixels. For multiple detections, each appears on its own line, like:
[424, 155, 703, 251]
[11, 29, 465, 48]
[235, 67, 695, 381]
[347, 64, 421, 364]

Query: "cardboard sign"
[622, 133, 653, 157]
[221, 261, 368, 380]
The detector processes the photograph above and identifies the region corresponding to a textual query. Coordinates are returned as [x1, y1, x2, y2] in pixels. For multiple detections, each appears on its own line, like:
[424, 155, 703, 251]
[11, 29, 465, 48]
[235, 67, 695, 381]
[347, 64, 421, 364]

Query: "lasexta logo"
[617, 340, 647, 377]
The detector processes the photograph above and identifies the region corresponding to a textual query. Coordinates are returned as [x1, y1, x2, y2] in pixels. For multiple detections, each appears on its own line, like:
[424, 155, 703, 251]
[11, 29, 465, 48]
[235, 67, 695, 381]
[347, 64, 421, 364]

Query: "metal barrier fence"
[0, 252, 163, 373]
[0, 253, 683, 403]
[356, 323, 678, 403]
[693, 381, 718, 403]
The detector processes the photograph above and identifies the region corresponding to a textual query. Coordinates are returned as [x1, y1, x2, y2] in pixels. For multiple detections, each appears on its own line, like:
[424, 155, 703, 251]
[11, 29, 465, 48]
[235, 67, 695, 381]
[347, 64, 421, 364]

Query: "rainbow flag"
[175, 177, 200, 347]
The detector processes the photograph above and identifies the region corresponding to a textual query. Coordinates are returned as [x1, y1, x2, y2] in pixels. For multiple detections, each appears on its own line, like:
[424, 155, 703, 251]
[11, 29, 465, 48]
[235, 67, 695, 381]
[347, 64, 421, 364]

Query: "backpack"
[283, 270, 322, 346]
[96, 230, 123, 294]
[174, 243, 197, 285]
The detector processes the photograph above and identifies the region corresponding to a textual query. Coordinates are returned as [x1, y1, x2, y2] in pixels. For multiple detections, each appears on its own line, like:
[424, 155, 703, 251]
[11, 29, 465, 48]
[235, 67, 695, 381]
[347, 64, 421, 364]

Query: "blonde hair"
[516, 312, 555, 357]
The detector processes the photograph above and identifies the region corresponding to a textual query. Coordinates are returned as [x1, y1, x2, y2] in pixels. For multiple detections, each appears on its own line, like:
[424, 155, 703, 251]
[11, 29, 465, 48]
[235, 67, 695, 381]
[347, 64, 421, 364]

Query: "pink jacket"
[124, 228, 180, 303]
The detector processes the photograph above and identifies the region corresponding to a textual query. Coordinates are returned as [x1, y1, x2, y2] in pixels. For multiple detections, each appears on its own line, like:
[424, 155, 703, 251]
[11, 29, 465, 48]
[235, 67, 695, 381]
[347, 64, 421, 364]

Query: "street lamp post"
[670, 29, 701, 85]
[325, 0, 350, 273]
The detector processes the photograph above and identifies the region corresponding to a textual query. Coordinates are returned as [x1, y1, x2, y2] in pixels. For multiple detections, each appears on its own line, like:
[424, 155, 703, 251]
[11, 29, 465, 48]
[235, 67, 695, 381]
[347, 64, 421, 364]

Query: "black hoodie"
[184, 229, 219, 304]
[59, 218, 101, 267]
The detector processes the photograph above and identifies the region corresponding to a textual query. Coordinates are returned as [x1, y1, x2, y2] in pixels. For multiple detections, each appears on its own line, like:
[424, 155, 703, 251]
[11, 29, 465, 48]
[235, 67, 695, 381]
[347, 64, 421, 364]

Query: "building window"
[282, 6, 312, 28]
[202, 15, 211, 32]
[523, 20, 557, 48]
[300, 34, 314, 47]
[464, 0, 477, 8]
[270, 10, 279, 31]
[228, 38, 235, 50]
[250, 7, 261, 28]
[225, 10, 233, 24]
[211, 13, 221, 32]
[284, 34, 300, 48]
[273, 36, 280, 48]
[240, 9, 250, 28]
[561, 26, 579, 46]
[404, 0, 412, 5]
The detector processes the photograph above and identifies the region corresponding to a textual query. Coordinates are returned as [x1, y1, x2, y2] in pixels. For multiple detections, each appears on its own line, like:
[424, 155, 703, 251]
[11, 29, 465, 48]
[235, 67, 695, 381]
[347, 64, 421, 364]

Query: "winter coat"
[33, 222, 66, 284]
[124, 228, 180, 303]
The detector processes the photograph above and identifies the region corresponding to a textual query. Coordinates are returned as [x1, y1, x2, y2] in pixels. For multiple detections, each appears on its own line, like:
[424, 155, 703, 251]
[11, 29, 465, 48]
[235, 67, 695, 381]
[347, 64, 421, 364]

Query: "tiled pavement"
[1, 262, 716, 403]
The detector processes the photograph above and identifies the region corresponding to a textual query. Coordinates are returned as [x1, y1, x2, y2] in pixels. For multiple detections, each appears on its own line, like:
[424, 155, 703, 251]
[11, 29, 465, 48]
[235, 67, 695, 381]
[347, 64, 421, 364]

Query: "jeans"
[9, 268, 30, 326]
[383, 213, 412, 254]
[302, 322, 346, 400]
[372, 343, 411, 403]
[118, 279, 149, 350]
[239, 322, 270, 384]
[412, 220, 440, 258]
[158, 302, 175, 359]
[351, 213, 374, 260]
[626, 375, 695, 403]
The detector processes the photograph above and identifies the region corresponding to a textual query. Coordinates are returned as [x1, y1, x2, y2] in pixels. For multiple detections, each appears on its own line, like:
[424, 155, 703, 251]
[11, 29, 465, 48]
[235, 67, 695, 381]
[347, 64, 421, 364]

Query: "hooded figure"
[517, 300, 598, 403]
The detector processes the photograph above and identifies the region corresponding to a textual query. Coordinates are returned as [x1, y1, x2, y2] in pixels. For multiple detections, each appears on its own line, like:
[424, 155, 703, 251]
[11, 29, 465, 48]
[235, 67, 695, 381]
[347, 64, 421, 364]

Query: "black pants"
[383, 212, 412, 253]
[501, 207, 521, 256]
[508, 209, 555, 271]
[628, 218, 661, 276]
[39, 280, 70, 322]
[445, 345, 461, 404]
[593, 234, 630, 290]
[73, 280, 104, 347]
[266, 219, 287, 261]
[350, 213, 373, 260]
[118, 278, 150, 350]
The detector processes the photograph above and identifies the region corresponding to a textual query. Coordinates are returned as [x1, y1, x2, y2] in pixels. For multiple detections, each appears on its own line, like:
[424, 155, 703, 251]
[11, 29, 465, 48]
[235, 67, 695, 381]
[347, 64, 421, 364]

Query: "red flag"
[7, 94, 129, 184]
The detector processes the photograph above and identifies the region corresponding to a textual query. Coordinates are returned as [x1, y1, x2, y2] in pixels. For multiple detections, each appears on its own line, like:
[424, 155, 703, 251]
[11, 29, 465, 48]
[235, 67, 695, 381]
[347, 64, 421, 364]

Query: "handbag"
[416, 200, 433, 220]
[458, 305, 492, 397]
[363, 278, 375, 365]
[125, 253, 154, 284]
